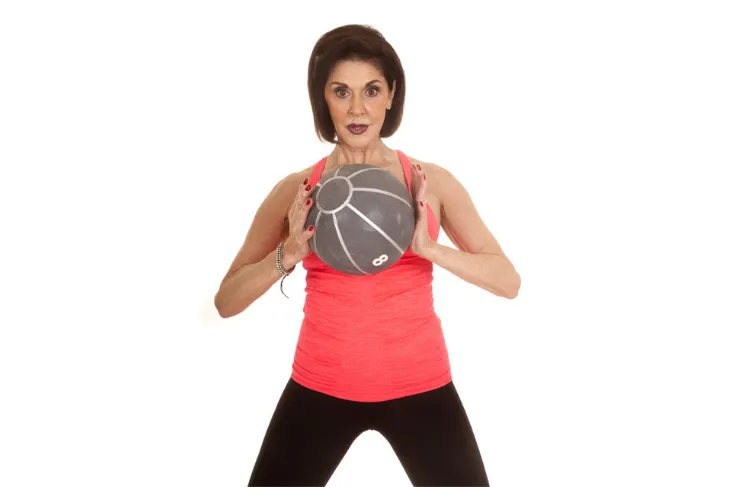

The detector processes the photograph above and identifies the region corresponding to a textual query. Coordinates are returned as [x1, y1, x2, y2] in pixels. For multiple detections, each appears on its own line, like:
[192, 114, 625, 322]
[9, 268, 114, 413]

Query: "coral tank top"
[290, 150, 452, 402]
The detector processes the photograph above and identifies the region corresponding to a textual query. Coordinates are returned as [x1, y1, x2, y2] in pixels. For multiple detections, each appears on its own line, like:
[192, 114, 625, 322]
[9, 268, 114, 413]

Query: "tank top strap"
[308, 156, 328, 186]
[396, 149, 413, 192]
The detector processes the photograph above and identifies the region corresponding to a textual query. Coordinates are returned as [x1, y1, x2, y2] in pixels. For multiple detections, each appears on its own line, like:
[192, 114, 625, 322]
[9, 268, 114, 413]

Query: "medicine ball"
[305, 163, 416, 275]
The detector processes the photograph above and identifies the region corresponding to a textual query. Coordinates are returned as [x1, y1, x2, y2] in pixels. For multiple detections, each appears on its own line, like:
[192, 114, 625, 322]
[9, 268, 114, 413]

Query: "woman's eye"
[334, 87, 378, 97]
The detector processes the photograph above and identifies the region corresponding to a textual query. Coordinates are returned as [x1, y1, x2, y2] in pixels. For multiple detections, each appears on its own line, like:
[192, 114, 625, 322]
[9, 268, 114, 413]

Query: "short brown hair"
[307, 24, 406, 143]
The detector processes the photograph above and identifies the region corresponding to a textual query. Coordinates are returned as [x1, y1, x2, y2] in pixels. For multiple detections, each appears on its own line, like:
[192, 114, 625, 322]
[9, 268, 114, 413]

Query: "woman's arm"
[417, 163, 521, 299]
[214, 172, 306, 318]
[423, 243, 520, 298]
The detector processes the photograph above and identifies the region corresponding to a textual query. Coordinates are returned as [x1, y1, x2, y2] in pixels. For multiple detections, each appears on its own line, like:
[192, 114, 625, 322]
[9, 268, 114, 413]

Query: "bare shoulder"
[277, 164, 314, 192]
[263, 161, 323, 227]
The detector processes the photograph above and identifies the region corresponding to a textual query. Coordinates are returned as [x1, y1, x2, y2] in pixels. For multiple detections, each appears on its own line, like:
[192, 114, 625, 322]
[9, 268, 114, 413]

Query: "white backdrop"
[1, 1, 729, 486]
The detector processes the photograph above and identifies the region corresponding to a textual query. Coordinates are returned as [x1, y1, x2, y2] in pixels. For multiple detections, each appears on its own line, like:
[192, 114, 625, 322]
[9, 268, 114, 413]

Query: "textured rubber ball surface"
[305, 164, 416, 275]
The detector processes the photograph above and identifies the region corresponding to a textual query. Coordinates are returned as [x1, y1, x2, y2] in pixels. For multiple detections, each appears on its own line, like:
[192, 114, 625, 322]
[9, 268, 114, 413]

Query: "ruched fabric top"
[290, 150, 452, 402]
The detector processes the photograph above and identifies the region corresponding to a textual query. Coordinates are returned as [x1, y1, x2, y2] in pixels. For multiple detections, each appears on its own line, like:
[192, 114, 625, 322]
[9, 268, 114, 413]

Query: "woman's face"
[324, 59, 395, 148]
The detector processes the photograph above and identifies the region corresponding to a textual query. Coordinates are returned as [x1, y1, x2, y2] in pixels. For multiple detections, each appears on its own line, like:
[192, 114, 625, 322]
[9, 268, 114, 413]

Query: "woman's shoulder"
[270, 163, 319, 195]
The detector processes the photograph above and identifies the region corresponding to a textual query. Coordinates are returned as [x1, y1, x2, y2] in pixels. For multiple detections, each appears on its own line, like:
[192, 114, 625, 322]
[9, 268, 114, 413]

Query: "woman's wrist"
[273, 241, 297, 299]
[417, 239, 441, 262]
[279, 239, 298, 272]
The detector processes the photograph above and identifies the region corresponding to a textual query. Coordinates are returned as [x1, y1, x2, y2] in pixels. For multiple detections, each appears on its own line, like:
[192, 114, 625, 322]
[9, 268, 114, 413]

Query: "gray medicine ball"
[305, 163, 416, 275]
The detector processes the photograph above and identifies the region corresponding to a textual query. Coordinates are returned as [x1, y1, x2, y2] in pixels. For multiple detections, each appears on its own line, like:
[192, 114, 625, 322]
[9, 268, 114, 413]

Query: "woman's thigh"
[376, 382, 490, 486]
[248, 379, 368, 486]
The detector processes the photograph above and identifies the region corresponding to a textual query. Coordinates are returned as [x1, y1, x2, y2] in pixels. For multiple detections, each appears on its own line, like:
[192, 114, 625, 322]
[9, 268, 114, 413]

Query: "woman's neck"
[332, 139, 392, 166]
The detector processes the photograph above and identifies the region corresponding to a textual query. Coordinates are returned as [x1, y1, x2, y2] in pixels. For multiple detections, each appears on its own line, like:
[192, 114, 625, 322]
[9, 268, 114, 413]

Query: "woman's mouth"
[347, 124, 369, 135]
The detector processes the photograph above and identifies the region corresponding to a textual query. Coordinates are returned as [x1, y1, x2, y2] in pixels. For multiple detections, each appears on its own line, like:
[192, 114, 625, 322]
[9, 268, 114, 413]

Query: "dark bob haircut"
[307, 24, 406, 144]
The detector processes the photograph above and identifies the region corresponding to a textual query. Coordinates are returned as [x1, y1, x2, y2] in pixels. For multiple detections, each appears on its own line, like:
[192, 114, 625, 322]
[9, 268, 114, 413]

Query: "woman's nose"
[349, 95, 365, 115]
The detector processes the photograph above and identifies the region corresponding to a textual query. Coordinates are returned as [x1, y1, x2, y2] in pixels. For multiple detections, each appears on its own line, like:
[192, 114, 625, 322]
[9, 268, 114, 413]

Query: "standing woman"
[215, 24, 520, 486]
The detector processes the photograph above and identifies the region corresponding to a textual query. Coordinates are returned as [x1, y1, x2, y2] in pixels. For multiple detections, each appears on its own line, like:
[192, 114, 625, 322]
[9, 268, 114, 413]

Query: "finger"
[291, 179, 313, 219]
[411, 197, 423, 222]
[414, 164, 425, 185]
[410, 172, 421, 199]
[298, 179, 313, 203]
[296, 196, 314, 230]
[302, 183, 316, 212]
[413, 164, 426, 192]
[305, 224, 315, 240]
[417, 174, 427, 201]
[413, 200, 428, 238]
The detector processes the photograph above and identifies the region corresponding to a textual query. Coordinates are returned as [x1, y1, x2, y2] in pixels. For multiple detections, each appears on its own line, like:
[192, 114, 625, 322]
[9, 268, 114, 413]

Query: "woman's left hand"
[409, 163, 436, 258]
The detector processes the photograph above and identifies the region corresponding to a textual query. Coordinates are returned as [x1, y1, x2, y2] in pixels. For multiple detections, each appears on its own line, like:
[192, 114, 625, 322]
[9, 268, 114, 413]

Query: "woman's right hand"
[280, 179, 316, 270]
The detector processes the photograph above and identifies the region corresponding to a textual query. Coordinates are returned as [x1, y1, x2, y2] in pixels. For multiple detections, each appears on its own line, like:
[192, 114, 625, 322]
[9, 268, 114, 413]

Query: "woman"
[215, 24, 520, 486]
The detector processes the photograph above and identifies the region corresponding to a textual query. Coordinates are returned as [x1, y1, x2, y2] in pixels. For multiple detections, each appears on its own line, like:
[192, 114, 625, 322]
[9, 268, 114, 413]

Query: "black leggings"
[248, 378, 490, 486]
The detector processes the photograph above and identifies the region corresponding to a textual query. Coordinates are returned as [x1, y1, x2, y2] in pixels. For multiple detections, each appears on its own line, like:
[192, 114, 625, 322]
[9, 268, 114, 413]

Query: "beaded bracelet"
[276, 242, 295, 298]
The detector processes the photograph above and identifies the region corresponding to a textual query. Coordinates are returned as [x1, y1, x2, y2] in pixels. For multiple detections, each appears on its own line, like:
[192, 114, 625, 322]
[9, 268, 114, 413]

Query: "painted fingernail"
[303, 178, 308, 185]
[306, 199, 312, 206]
[308, 225, 314, 231]
[305, 184, 312, 191]
[419, 201, 424, 207]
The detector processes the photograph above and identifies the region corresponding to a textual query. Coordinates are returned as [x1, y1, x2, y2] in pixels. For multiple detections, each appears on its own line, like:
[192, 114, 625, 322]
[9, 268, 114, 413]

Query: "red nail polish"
[306, 199, 312, 206]
[303, 178, 308, 185]
[308, 225, 314, 231]
[305, 185, 311, 191]
[419, 201, 424, 207]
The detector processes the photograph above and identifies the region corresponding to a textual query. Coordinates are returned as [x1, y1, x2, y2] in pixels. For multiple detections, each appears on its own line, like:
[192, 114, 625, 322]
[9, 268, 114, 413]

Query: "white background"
[1, 1, 729, 486]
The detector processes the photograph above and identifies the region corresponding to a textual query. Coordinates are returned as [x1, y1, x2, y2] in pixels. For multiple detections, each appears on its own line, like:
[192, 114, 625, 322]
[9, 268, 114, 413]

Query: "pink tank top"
[290, 150, 452, 402]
